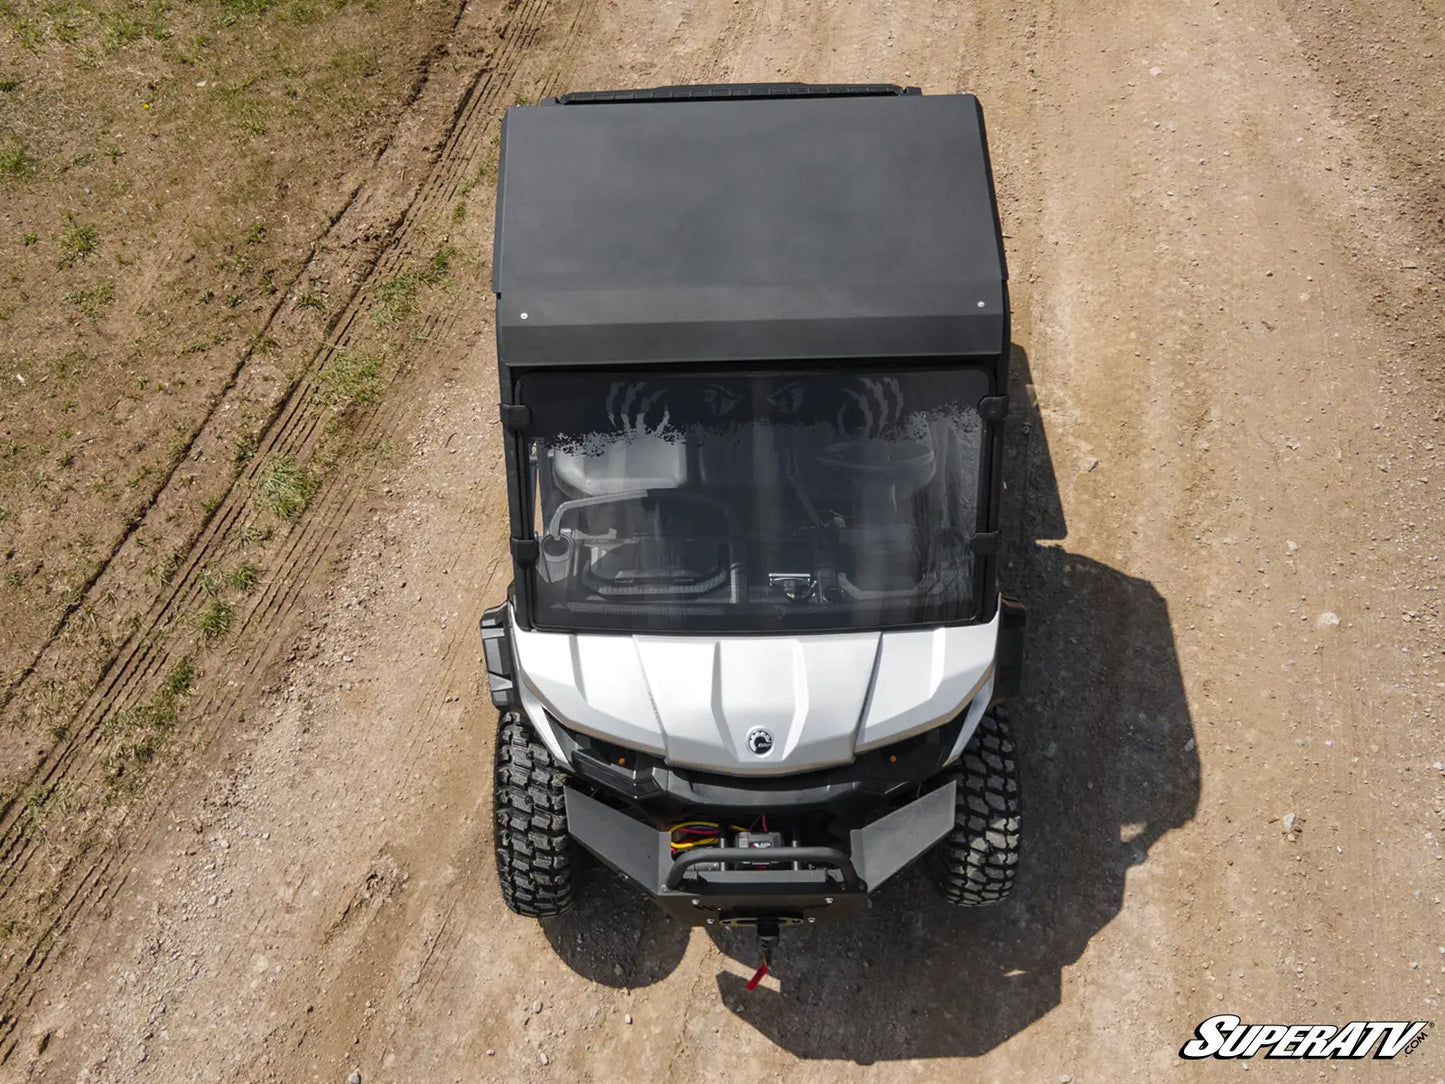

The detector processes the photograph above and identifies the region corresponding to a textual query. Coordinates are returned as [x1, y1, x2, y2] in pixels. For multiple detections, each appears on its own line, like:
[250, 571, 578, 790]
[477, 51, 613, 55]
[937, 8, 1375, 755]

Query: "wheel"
[930, 711, 1021, 906]
[493, 712, 575, 917]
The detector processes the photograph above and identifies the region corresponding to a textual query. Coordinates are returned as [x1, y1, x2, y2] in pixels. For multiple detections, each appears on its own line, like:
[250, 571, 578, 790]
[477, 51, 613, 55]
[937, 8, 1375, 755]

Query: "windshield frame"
[505, 360, 1004, 636]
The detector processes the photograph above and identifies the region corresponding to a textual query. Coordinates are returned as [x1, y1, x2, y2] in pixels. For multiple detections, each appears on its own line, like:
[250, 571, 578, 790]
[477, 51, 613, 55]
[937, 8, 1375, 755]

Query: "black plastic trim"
[560, 702, 973, 814]
[978, 394, 1009, 421]
[996, 595, 1027, 701]
[479, 602, 520, 709]
[499, 403, 531, 430]
[557, 83, 913, 105]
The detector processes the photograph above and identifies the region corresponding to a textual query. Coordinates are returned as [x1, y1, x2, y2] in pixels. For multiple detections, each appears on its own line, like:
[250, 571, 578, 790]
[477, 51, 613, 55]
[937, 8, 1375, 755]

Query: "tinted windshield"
[520, 368, 992, 633]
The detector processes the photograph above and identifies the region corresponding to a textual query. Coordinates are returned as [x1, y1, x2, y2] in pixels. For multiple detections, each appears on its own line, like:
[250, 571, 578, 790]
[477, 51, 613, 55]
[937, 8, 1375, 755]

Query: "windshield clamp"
[499, 403, 531, 430]
[510, 536, 540, 564]
[978, 395, 1009, 422]
[969, 531, 1000, 555]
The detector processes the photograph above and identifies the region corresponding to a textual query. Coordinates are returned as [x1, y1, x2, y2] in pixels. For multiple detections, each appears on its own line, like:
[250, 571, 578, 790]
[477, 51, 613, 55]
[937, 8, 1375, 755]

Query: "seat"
[552, 434, 687, 497]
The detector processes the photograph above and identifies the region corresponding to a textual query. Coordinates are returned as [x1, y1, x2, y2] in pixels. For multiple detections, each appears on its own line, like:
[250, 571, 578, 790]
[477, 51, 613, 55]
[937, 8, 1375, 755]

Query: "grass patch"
[257, 453, 320, 519]
[235, 522, 272, 548]
[226, 561, 260, 591]
[182, 332, 227, 354]
[101, 670, 190, 790]
[103, 698, 179, 743]
[195, 597, 233, 639]
[370, 244, 454, 325]
[219, 0, 276, 18]
[233, 430, 259, 463]
[64, 280, 115, 318]
[213, 79, 268, 137]
[163, 658, 196, 696]
[146, 550, 182, 585]
[58, 217, 99, 267]
[1, 135, 35, 177]
[319, 347, 383, 409]
[16, 782, 74, 841]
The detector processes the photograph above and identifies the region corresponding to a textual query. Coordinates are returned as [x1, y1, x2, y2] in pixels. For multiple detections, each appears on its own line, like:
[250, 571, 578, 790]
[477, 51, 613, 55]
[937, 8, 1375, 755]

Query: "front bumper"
[564, 779, 956, 926]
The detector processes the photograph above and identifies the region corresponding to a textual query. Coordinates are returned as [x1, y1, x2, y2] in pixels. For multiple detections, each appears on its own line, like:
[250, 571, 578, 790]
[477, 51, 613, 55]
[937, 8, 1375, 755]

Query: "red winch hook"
[745, 957, 769, 991]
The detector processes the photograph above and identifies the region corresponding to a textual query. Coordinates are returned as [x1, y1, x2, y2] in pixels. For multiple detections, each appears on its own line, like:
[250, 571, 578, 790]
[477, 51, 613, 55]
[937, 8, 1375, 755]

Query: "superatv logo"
[1180, 1015, 1432, 1060]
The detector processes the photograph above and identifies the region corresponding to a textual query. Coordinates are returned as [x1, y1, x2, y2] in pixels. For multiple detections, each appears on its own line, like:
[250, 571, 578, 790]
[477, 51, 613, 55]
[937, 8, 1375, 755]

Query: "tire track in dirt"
[0, 0, 482, 728]
[0, 0, 590, 1062]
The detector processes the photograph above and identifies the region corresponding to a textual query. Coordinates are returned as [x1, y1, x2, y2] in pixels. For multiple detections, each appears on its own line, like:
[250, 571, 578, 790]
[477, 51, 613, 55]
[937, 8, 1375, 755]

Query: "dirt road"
[2, 0, 1442, 1080]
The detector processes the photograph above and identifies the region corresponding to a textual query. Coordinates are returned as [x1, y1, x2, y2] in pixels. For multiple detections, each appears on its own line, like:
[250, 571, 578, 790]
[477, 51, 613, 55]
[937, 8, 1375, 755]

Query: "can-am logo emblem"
[1180, 1015, 1432, 1060]
[745, 728, 774, 755]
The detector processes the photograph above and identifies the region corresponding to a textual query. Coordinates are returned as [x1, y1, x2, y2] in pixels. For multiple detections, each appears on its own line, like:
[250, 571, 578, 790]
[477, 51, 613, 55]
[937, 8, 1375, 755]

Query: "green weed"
[163, 658, 196, 696]
[235, 522, 272, 548]
[319, 348, 383, 408]
[195, 597, 233, 639]
[233, 430, 259, 463]
[226, 561, 260, 591]
[219, 0, 275, 18]
[58, 217, 99, 267]
[102, 685, 183, 789]
[257, 454, 319, 519]
[16, 782, 74, 840]
[371, 245, 454, 325]
[1, 136, 35, 177]
[64, 280, 115, 318]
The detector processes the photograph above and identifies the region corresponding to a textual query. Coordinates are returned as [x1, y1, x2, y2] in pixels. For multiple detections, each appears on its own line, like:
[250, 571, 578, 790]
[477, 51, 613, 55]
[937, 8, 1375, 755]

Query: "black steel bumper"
[564, 780, 957, 927]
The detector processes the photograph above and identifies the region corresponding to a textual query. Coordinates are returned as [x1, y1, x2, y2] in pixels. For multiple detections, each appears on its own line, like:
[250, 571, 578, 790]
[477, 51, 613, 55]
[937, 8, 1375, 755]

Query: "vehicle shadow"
[540, 861, 692, 988]
[706, 343, 1200, 1058]
[542, 344, 1202, 1054]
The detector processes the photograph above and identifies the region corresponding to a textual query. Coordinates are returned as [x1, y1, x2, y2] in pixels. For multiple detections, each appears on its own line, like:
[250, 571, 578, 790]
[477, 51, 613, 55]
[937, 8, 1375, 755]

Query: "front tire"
[930, 711, 1021, 906]
[494, 712, 575, 917]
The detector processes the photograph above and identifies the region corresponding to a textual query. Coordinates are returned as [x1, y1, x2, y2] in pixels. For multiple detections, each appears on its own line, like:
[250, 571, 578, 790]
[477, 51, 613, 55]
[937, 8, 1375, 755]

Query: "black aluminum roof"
[492, 87, 1007, 368]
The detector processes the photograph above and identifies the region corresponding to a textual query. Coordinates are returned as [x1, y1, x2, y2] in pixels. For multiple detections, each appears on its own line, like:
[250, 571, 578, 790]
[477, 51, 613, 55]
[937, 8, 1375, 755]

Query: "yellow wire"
[669, 821, 769, 850]
[670, 837, 719, 850]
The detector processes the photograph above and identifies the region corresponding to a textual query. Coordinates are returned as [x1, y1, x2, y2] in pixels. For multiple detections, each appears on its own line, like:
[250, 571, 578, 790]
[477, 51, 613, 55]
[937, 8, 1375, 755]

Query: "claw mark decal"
[606, 381, 671, 437]
[703, 383, 742, 417]
[836, 377, 904, 436]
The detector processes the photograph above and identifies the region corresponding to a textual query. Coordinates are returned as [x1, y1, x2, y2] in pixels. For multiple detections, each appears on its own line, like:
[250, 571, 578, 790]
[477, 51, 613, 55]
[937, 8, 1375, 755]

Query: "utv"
[481, 83, 1026, 973]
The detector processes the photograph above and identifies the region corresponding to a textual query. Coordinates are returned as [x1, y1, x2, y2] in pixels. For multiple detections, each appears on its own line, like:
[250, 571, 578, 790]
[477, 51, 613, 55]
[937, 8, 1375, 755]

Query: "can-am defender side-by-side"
[481, 83, 1026, 975]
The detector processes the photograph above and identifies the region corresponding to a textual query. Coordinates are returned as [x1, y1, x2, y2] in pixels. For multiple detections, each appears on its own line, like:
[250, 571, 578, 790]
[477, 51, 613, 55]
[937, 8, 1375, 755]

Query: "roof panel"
[494, 92, 1007, 366]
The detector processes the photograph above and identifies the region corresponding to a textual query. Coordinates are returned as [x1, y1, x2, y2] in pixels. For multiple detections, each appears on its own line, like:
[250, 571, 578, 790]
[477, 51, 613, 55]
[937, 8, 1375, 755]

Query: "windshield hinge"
[978, 395, 1009, 422]
[970, 532, 1000, 556]
[510, 536, 539, 564]
[499, 403, 531, 430]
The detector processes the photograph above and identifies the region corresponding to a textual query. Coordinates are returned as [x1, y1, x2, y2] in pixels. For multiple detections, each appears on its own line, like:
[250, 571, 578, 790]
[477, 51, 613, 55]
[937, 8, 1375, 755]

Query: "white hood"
[512, 614, 998, 775]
